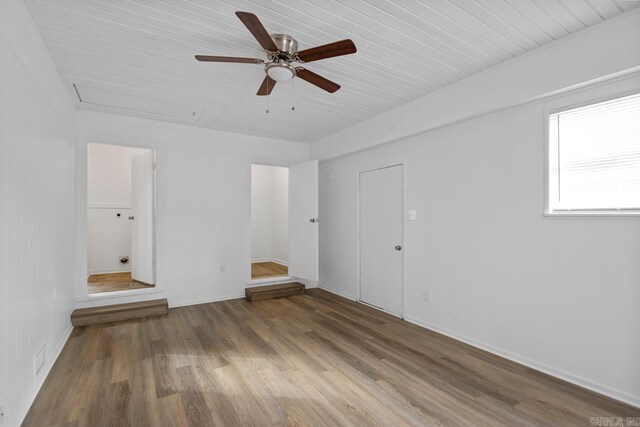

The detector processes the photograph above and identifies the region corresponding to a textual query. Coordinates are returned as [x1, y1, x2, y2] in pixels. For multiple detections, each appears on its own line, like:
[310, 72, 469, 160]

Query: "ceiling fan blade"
[195, 55, 264, 64]
[257, 75, 276, 96]
[296, 39, 356, 63]
[236, 12, 278, 52]
[295, 68, 341, 93]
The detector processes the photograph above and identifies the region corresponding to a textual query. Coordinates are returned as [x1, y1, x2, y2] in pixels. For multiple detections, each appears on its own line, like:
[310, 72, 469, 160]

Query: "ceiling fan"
[196, 12, 357, 96]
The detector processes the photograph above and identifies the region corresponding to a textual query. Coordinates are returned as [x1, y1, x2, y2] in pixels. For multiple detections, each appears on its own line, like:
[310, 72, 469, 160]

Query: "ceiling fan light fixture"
[265, 62, 295, 82]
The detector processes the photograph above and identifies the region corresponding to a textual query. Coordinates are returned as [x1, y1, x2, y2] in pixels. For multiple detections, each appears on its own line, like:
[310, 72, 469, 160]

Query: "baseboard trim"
[318, 284, 357, 301]
[87, 269, 131, 276]
[403, 315, 640, 409]
[295, 278, 318, 289]
[316, 285, 639, 408]
[17, 323, 74, 426]
[169, 293, 245, 308]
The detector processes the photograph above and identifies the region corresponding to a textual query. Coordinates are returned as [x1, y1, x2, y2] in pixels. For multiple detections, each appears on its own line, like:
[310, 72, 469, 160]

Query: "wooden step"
[71, 298, 168, 326]
[245, 282, 305, 302]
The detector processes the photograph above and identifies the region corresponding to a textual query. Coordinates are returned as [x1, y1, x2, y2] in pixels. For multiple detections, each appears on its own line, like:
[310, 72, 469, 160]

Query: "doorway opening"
[251, 164, 289, 280]
[87, 143, 156, 294]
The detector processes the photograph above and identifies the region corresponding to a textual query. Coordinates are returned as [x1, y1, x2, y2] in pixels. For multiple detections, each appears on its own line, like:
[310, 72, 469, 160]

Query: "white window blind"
[549, 92, 640, 212]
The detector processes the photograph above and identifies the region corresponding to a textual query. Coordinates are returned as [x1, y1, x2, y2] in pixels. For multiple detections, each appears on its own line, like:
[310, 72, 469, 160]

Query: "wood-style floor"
[88, 272, 154, 294]
[24, 289, 639, 426]
[251, 261, 288, 279]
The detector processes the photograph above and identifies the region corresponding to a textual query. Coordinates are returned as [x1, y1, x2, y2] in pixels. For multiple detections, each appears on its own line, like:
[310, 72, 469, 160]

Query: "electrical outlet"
[422, 290, 430, 302]
[219, 264, 226, 273]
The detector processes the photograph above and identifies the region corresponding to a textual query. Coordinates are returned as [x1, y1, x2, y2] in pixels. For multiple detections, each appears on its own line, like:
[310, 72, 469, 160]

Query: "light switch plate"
[408, 210, 417, 221]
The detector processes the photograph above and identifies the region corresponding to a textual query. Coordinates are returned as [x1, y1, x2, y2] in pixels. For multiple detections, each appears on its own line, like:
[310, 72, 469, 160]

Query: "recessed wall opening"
[87, 143, 156, 294]
[251, 164, 289, 280]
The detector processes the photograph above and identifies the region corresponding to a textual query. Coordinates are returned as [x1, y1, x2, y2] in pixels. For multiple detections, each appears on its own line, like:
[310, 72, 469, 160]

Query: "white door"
[359, 165, 403, 316]
[131, 151, 155, 284]
[288, 160, 318, 282]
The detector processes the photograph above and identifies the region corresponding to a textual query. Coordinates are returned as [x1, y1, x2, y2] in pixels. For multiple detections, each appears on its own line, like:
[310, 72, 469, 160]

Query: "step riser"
[248, 288, 304, 301]
[71, 298, 168, 326]
[245, 282, 305, 302]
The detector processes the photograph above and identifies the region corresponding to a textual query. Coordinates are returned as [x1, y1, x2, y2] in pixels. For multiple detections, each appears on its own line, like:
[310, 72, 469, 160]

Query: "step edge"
[71, 298, 168, 318]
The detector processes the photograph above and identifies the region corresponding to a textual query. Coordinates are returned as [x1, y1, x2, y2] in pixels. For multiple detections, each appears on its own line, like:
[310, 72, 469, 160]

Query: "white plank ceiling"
[25, 0, 639, 142]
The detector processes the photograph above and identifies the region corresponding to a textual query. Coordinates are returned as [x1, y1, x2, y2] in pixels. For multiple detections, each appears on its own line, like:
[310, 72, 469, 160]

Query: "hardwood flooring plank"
[251, 261, 288, 279]
[24, 289, 640, 426]
[176, 365, 216, 426]
[157, 393, 189, 427]
[87, 272, 154, 294]
[106, 380, 132, 427]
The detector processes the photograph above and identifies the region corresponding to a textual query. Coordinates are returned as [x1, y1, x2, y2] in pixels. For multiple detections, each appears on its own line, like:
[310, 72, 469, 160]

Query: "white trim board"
[292, 278, 318, 289]
[87, 203, 131, 209]
[318, 285, 357, 301]
[88, 268, 131, 275]
[75, 287, 166, 308]
[317, 286, 639, 409]
[403, 316, 640, 409]
[246, 276, 296, 287]
[16, 324, 73, 427]
[169, 293, 245, 309]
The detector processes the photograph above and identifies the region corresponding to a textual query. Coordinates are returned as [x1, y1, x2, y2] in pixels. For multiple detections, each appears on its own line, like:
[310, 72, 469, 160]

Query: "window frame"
[544, 89, 640, 218]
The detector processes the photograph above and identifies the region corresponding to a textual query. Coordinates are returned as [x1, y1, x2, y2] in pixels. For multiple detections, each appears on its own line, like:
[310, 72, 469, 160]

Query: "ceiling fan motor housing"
[264, 33, 298, 82]
[270, 33, 298, 56]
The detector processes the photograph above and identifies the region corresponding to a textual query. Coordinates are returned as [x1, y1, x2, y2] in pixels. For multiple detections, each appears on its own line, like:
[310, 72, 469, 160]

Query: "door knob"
[128, 216, 135, 220]
[310, 218, 319, 223]
[395, 245, 402, 251]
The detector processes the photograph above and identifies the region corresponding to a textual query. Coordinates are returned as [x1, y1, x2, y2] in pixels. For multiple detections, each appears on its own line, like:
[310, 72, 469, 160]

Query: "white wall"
[75, 111, 307, 308]
[87, 143, 146, 207]
[0, 1, 77, 425]
[251, 165, 273, 262]
[86, 143, 147, 274]
[87, 208, 132, 274]
[251, 164, 289, 264]
[318, 73, 640, 407]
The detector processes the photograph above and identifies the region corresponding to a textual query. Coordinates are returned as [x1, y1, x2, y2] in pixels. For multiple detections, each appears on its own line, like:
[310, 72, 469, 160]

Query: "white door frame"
[248, 162, 294, 285]
[356, 161, 406, 319]
[81, 142, 159, 300]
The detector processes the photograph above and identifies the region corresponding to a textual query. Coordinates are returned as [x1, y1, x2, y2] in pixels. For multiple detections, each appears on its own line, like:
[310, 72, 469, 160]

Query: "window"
[547, 92, 640, 215]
